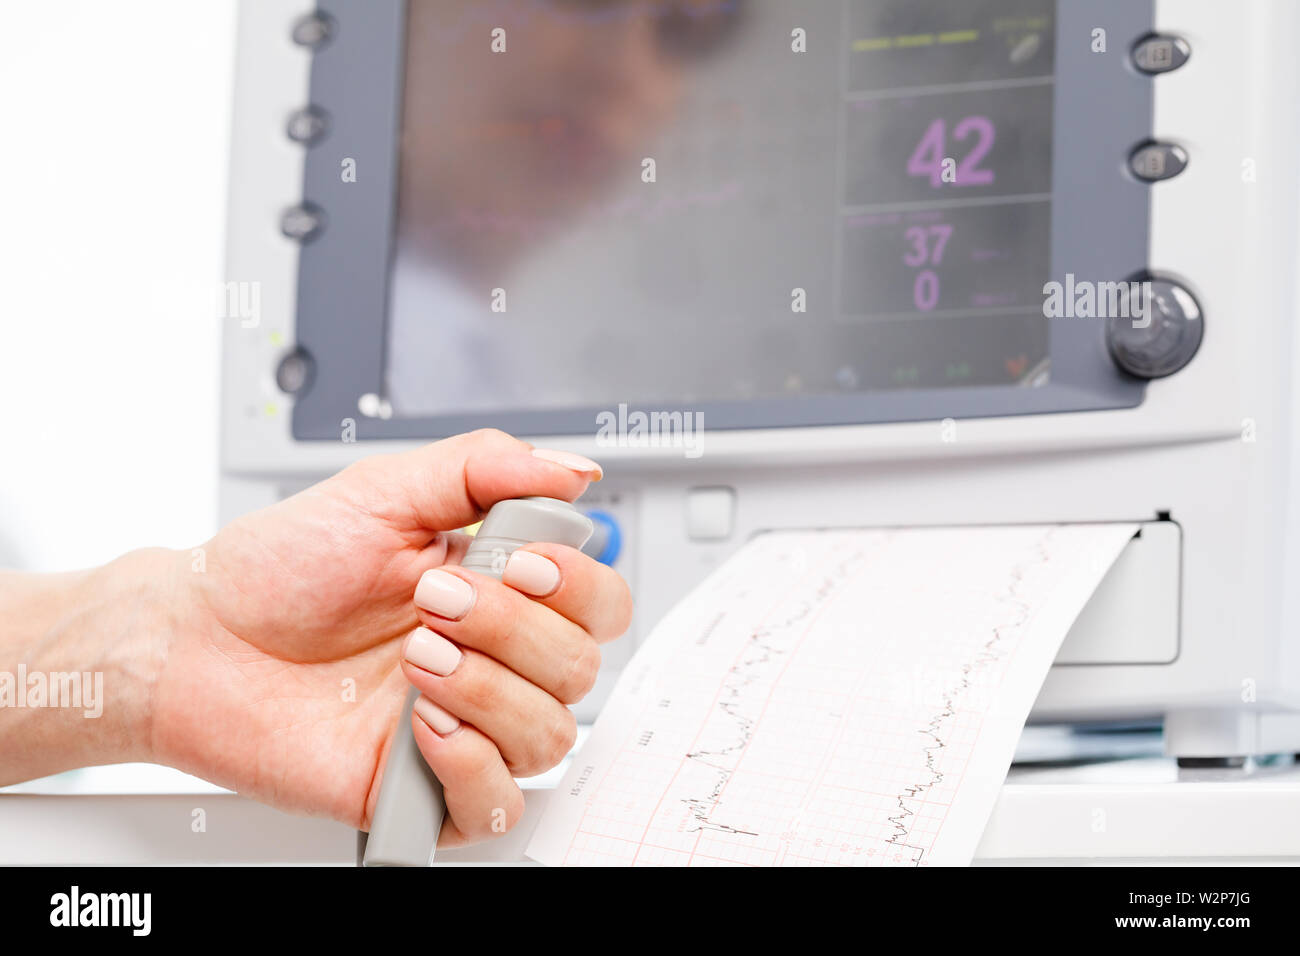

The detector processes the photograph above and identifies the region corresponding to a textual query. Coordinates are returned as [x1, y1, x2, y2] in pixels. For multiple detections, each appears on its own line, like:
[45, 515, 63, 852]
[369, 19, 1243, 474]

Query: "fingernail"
[531, 447, 603, 481]
[414, 569, 475, 620]
[413, 695, 460, 736]
[403, 626, 463, 676]
[503, 550, 561, 597]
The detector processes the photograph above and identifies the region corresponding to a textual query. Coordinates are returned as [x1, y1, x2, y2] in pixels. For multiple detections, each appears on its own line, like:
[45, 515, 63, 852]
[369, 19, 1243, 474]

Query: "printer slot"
[1055, 520, 1180, 665]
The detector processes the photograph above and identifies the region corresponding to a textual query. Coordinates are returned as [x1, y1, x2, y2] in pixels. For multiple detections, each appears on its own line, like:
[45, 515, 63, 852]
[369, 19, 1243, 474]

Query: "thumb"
[351, 428, 602, 534]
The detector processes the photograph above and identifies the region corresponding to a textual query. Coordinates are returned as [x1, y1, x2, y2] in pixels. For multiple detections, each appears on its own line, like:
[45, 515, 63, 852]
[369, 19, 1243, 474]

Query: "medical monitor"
[283, 0, 1159, 441]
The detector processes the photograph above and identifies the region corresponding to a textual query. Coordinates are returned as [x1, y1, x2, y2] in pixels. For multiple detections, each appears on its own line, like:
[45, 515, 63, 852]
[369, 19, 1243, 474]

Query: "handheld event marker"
[361, 497, 594, 867]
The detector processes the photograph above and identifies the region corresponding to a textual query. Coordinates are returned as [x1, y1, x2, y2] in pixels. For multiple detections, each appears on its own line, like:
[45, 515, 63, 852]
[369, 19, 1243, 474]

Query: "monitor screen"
[382, 0, 1057, 418]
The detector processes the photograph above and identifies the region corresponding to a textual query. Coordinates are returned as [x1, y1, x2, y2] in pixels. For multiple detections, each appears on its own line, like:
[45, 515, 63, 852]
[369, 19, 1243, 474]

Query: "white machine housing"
[221, 0, 1300, 758]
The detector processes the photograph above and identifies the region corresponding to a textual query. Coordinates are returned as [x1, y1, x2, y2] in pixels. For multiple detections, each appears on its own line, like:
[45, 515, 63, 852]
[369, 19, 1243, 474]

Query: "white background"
[0, 1, 237, 572]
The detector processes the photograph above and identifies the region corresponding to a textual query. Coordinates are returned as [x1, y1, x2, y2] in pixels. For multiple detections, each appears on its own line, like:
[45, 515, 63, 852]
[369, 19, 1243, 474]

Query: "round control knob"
[275, 348, 314, 395]
[1106, 277, 1203, 379]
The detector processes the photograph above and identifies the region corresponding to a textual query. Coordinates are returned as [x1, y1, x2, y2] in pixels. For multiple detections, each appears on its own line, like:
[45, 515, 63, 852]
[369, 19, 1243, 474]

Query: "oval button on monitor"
[280, 203, 326, 243]
[1132, 34, 1191, 74]
[286, 106, 330, 145]
[1129, 142, 1188, 182]
[291, 11, 336, 50]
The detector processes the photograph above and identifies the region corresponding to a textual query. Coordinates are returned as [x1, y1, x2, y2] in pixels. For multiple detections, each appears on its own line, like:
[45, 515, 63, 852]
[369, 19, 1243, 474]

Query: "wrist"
[0, 548, 191, 781]
[82, 547, 193, 767]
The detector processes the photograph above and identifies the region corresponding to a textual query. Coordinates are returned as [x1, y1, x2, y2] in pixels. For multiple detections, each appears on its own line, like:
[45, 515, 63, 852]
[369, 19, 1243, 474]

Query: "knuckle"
[557, 560, 604, 631]
[570, 561, 634, 640]
[610, 574, 634, 635]
[481, 789, 525, 839]
[519, 709, 576, 776]
[461, 786, 524, 842]
[543, 709, 578, 767]
[458, 657, 501, 714]
[469, 590, 524, 658]
[497, 790, 526, 834]
[456, 739, 498, 781]
[556, 640, 601, 704]
[497, 593, 526, 649]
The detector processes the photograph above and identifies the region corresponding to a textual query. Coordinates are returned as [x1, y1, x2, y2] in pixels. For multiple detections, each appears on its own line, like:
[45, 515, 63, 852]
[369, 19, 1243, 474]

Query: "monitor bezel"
[289, 0, 1154, 441]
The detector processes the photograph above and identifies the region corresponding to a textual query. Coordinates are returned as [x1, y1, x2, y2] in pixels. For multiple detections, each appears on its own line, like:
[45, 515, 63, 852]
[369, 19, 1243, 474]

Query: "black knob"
[275, 348, 315, 395]
[1106, 277, 1203, 379]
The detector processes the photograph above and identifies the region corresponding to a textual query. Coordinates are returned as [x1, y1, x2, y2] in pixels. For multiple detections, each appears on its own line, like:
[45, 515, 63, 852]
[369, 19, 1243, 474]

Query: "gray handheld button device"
[361, 496, 594, 867]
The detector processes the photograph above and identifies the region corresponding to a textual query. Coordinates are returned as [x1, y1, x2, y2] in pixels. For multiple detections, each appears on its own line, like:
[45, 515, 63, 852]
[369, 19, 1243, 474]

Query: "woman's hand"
[146, 429, 630, 845]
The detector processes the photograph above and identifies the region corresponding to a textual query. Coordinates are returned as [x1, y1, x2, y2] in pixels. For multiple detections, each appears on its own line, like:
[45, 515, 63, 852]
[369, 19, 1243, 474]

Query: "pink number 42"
[906, 116, 995, 188]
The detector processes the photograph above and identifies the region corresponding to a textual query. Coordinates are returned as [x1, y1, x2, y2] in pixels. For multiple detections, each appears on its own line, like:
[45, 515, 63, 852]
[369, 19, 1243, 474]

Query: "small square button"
[685, 487, 736, 541]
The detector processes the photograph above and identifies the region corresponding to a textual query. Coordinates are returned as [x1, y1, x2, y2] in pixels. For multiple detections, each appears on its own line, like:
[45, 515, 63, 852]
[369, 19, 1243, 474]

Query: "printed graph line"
[621, 545, 851, 865]
[537, 525, 1133, 867]
[884, 531, 1053, 865]
[681, 545, 879, 862]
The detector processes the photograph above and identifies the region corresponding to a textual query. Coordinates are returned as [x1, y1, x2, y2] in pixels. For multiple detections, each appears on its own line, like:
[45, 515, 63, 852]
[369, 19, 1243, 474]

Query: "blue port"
[584, 509, 622, 566]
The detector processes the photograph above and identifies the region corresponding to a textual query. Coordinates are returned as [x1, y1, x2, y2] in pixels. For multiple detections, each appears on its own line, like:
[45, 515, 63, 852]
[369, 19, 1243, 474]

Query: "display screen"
[384, 0, 1056, 416]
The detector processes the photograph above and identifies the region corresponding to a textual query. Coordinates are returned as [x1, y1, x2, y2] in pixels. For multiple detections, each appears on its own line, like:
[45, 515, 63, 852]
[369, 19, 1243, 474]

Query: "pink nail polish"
[414, 569, 475, 620]
[503, 550, 561, 597]
[413, 696, 460, 736]
[403, 626, 463, 676]
[531, 447, 603, 481]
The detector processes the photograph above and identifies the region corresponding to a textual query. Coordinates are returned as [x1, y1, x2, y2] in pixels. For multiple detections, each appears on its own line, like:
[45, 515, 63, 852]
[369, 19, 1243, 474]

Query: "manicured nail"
[503, 550, 561, 597]
[413, 695, 460, 736]
[403, 626, 463, 677]
[414, 569, 475, 620]
[531, 447, 603, 481]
